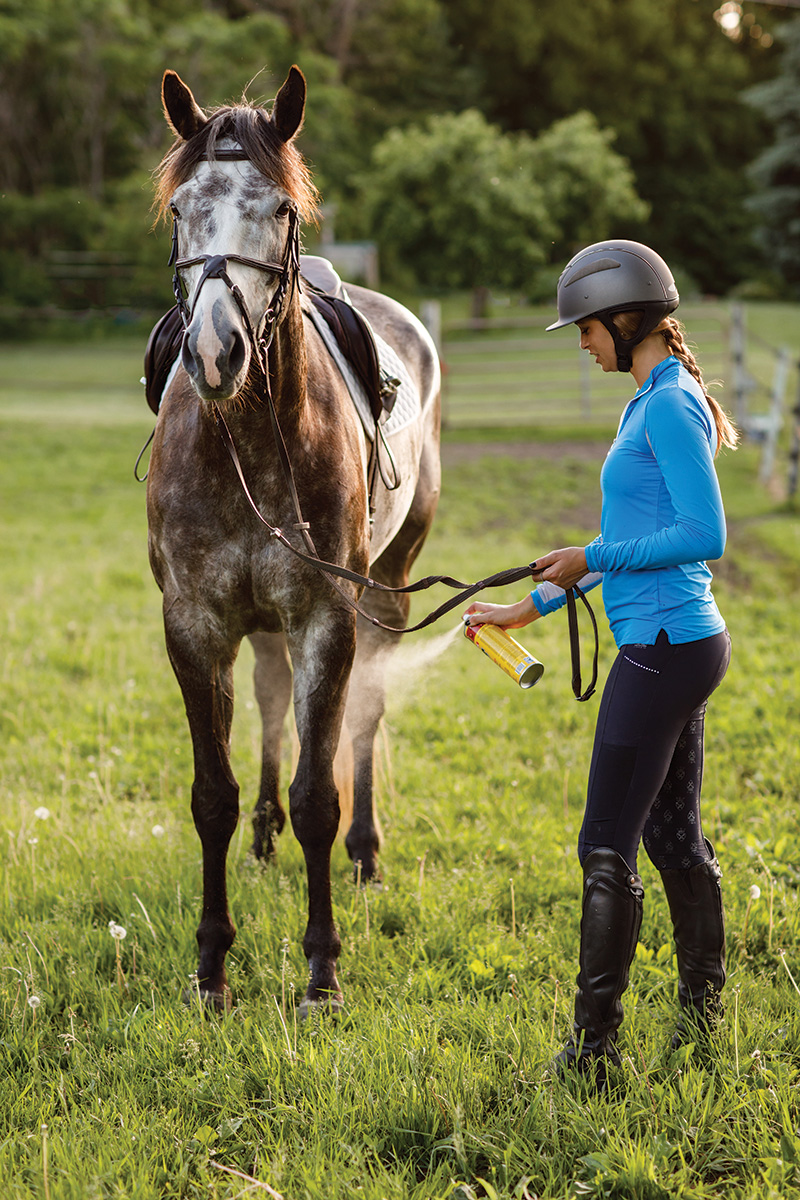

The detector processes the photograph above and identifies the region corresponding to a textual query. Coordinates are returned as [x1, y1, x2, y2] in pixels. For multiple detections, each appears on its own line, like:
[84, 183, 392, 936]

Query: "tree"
[356, 107, 647, 293]
[0, 0, 158, 198]
[438, 0, 779, 290]
[522, 111, 649, 262]
[745, 18, 800, 294]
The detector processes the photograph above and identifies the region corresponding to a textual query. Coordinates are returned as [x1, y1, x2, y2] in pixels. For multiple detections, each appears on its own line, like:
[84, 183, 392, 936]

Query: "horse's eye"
[275, 201, 292, 219]
[170, 202, 181, 219]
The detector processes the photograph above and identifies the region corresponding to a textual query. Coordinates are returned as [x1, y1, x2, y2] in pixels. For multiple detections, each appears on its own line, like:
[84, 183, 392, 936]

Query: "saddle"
[142, 271, 398, 425]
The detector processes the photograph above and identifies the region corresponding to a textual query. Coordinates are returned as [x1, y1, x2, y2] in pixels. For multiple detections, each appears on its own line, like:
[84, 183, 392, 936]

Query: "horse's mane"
[154, 102, 320, 224]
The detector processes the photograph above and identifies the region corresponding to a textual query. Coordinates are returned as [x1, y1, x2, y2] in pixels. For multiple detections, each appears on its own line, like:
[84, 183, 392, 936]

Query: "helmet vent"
[564, 258, 621, 287]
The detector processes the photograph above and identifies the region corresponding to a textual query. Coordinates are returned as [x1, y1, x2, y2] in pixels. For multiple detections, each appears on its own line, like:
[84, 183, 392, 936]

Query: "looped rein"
[213, 407, 599, 702]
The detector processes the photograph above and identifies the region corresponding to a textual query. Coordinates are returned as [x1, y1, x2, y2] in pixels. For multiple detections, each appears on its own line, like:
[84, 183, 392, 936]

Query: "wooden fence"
[420, 302, 731, 429]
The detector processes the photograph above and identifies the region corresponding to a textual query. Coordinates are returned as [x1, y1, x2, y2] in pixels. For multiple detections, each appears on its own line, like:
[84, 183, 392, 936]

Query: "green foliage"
[521, 111, 650, 261]
[745, 20, 800, 296]
[1, 338, 800, 1196]
[439, 0, 780, 292]
[0, 0, 792, 310]
[357, 108, 648, 291]
[356, 110, 552, 290]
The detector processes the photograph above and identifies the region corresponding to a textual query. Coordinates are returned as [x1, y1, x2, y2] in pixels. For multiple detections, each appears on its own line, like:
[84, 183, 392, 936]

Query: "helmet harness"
[546, 241, 679, 372]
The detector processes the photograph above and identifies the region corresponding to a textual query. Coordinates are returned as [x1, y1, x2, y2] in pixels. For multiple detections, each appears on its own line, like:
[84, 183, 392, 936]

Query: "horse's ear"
[272, 66, 306, 143]
[162, 70, 208, 141]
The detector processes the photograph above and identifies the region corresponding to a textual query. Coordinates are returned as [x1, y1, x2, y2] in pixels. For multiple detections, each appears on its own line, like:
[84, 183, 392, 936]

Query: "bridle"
[169, 148, 300, 384]
[161, 148, 599, 702]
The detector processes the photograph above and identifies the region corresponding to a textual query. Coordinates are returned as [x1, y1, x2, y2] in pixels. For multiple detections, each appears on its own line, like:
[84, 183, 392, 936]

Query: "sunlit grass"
[1, 340, 799, 1197]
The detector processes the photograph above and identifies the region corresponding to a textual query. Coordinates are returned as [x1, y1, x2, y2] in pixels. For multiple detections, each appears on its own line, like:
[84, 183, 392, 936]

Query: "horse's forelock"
[155, 103, 320, 225]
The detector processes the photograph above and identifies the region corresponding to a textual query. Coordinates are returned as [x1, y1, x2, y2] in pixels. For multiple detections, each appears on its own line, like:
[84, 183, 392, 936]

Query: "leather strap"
[214, 406, 599, 697]
[566, 584, 598, 702]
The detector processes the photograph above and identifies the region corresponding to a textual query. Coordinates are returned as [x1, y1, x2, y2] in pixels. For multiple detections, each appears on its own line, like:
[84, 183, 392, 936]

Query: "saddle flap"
[143, 305, 184, 415]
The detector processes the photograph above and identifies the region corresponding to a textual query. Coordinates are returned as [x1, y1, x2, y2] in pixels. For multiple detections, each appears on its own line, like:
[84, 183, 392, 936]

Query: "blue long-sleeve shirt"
[532, 356, 727, 647]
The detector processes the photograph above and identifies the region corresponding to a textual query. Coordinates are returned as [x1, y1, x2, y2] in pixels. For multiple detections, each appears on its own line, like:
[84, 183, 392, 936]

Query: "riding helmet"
[546, 240, 679, 371]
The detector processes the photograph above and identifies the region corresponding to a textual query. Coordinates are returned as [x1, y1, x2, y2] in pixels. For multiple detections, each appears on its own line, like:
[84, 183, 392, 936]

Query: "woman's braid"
[656, 318, 738, 452]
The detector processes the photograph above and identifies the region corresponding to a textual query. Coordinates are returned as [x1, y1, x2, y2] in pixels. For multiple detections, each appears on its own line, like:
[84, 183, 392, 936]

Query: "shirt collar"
[632, 354, 679, 401]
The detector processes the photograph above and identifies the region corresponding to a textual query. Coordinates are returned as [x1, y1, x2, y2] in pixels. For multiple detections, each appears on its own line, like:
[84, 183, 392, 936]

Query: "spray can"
[463, 619, 544, 690]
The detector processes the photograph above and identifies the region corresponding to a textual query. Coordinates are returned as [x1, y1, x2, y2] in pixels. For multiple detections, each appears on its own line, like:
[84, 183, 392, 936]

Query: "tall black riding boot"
[660, 842, 726, 1047]
[555, 848, 644, 1087]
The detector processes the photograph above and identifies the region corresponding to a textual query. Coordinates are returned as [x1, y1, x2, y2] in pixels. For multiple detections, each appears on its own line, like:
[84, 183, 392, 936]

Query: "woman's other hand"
[530, 547, 588, 592]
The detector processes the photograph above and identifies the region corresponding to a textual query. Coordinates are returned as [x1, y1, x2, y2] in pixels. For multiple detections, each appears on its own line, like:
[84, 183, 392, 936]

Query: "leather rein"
[165, 149, 599, 702]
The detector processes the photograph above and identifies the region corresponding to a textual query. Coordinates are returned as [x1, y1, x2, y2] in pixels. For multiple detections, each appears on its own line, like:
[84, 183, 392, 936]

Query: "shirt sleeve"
[584, 388, 726, 573]
[532, 570, 604, 617]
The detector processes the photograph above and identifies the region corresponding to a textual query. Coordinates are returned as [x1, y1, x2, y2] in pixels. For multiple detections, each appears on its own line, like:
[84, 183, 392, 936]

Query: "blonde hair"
[613, 312, 738, 455]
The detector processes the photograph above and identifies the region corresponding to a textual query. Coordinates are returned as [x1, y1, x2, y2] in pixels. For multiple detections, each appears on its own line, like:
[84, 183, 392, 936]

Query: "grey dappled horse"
[147, 66, 441, 1013]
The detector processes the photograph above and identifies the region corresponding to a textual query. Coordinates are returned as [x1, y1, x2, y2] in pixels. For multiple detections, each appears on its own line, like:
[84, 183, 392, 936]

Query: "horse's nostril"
[180, 336, 197, 378]
[228, 330, 246, 378]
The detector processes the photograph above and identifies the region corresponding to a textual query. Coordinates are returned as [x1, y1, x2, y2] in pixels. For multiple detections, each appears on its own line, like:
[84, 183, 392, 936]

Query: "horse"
[146, 65, 441, 1014]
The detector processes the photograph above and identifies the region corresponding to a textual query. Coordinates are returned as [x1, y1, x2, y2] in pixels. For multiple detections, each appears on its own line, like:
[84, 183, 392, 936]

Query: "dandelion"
[749, 884, 761, 901]
[109, 922, 127, 994]
[27, 837, 39, 847]
[151, 824, 165, 839]
[34, 807, 50, 821]
[28, 995, 41, 1010]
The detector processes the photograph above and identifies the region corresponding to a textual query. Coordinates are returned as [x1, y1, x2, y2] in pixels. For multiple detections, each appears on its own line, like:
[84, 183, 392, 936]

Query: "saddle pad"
[305, 299, 421, 441]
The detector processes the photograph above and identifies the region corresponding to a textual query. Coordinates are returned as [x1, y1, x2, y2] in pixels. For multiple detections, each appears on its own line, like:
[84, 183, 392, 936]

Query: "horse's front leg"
[344, 614, 401, 883]
[288, 608, 356, 1016]
[165, 606, 240, 1009]
[249, 631, 292, 861]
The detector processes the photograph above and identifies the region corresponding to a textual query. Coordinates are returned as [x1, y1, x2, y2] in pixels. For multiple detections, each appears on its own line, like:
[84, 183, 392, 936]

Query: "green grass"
[1, 340, 800, 1198]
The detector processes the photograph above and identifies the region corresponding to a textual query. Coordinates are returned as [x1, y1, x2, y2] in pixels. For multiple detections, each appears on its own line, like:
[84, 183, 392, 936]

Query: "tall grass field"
[1, 335, 800, 1199]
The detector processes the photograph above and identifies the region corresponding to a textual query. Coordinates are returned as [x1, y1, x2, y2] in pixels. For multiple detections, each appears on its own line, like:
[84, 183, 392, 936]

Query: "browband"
[199, 148, 251, 162]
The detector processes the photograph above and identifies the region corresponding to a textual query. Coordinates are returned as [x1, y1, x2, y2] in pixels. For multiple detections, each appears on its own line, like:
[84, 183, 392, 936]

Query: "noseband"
[169, 148, 300, 374]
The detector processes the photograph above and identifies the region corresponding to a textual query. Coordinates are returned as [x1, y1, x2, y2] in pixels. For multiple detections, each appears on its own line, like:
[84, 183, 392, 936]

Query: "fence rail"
[422, 303, 731, 429]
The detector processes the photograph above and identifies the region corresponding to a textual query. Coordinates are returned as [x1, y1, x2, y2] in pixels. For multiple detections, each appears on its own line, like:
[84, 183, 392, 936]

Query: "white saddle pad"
[304, 295, 421, 441]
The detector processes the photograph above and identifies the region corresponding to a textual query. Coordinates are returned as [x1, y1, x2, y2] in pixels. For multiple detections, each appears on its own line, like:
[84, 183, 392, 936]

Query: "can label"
[464, 621, 544, 689]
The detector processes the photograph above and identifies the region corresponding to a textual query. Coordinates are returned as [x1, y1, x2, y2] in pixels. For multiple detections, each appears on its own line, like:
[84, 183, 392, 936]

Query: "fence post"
[419, 300, 442, 356]
[419, 297, 443, 424]
[730, 302, 752, 427]
[758, 346, 791, 485]
[788, 359, 800, 499]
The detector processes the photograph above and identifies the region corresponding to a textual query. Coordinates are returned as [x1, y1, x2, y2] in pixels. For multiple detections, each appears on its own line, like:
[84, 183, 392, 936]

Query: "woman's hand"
[530, 546, 588, 592]
[464, 594, 540, 629]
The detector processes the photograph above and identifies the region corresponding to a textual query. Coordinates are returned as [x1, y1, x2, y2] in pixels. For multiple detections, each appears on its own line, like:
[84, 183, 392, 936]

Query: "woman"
[465, 240, 737, 1085]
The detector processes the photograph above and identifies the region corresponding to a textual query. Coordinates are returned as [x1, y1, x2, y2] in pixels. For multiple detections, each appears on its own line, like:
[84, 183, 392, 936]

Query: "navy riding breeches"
[578, 628, 731, 872]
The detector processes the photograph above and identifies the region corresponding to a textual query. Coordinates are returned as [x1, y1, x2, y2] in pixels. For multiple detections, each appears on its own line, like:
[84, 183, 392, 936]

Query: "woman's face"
[577, 318, 617, 372]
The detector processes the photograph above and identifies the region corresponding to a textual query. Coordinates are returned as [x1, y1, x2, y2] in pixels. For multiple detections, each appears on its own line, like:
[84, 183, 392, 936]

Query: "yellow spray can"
[463, 619, 544, 690]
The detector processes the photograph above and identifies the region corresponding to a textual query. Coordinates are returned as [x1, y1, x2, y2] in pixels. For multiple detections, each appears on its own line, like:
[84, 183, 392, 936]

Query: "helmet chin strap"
[597, 313, 635, 373]
[596, 302, 675, 374]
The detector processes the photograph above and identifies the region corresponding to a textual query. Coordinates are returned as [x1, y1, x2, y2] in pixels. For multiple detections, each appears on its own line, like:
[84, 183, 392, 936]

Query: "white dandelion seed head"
[27, 837, 39, 847]
[28, 995, 41, 1009]
[151, 824, 165, 838]
[34, 807, 51, 821]
[749, 884, 761, 901]
[108, 921, 127, 940]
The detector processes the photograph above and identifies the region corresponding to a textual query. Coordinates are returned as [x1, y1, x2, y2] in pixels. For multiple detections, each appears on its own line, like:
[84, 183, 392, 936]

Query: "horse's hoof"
[250, 835, 279, 864]
[182, 984, 232, 1014]
[297, 993, 344, 1022]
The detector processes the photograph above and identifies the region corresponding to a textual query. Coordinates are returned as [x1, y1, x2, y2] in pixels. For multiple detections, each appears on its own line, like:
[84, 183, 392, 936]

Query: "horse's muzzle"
[182, 313, 249, 402]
